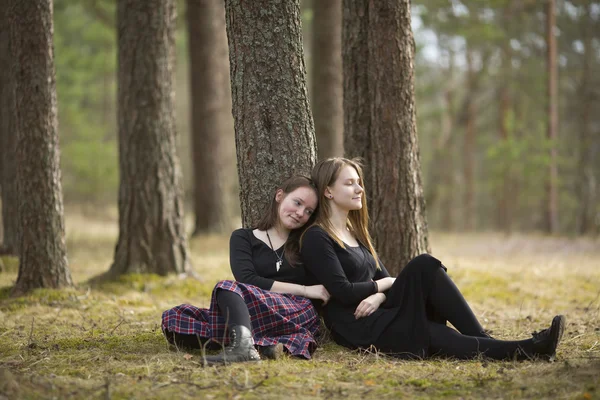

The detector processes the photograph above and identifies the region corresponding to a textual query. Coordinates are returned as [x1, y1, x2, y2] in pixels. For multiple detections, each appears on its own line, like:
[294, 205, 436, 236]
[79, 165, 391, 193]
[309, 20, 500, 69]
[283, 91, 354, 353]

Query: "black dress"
[301, 226, 446, 359]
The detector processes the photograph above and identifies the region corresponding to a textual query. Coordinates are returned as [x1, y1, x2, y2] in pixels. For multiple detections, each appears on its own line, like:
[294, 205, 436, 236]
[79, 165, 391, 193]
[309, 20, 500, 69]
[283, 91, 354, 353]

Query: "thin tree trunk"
[187, 0, 235, 235]
[497, 5, 512, 234]
[463, 49, 477, 231]
[224, 0, 317, 228]
[0, 4, 18, 255]
[344, 0, 430, 275]
[311, 0, 343, 159]
[428, 48, 455, 231]
[110, 0, 190, 277]
[577, 0, 593, 234]
[9, 0, 72, 294]
[545, 0, 559, 233]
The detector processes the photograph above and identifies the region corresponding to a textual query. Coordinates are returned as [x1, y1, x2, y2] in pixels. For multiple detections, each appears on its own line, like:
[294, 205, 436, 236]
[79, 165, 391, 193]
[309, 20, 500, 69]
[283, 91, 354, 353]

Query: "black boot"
[204, 326, 261, 365]
[258, 343, 284, 360]
[531, 315, 566, 361]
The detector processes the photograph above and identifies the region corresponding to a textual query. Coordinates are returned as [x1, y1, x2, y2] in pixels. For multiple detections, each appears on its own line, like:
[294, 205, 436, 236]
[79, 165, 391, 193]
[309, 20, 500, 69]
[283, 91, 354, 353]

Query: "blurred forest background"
[17, 0, 600, 235]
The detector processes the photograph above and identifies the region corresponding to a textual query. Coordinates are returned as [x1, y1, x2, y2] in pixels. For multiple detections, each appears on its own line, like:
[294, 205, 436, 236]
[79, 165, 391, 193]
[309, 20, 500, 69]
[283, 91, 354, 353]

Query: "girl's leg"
[428, 322, 534, 360]
[216, 289, 252, 330]
[427, 268, 490, 337]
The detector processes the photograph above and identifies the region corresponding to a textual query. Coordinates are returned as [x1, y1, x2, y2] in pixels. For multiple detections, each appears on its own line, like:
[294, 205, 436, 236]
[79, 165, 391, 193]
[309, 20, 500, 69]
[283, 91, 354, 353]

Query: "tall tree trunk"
[342, 0, 370, 164]
[110, 0, 190, 277]
[9, 0, 72, 294]
[311, 0, 343, 159]
[440, 87, 457, 231]
[427, 48, 456, 231]
[545, 0, 559, 233]
[187, 0, 235, 235]
[576, 0, 594, 234]
[224, 0, 317, 228]
[0, 5, 18, 255]
[497, 5, 512, 234]
[343, 0, 430, 275]
[463, 49, 477, 231]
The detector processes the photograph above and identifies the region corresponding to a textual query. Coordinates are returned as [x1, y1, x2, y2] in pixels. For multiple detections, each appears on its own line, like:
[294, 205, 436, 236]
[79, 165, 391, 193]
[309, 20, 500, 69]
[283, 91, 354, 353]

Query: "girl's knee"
[406, 253, 441, 269]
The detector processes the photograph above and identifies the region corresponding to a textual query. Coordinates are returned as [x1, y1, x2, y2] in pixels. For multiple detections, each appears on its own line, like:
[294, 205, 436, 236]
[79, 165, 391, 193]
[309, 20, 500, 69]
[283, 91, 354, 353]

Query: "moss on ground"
[0, 229, 599, 399]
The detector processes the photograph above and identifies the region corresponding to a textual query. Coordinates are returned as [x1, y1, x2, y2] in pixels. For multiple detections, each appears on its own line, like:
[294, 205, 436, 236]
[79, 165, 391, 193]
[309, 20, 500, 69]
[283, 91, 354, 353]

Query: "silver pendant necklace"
[266, 229, 284, 272]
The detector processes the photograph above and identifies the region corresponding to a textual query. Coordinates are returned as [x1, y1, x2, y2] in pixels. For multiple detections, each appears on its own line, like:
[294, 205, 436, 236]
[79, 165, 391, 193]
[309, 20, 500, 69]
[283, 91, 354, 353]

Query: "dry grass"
[0, 214, 599, 399]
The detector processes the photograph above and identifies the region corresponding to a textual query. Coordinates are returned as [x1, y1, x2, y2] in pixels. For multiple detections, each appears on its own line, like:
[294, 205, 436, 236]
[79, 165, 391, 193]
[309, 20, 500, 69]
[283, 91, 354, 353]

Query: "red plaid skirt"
[161, 280, 321, 359]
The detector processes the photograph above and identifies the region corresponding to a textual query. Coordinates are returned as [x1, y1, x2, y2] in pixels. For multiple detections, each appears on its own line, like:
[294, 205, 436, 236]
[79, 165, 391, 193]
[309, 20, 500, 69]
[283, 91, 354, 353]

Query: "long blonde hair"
[305, 157, 380, 269]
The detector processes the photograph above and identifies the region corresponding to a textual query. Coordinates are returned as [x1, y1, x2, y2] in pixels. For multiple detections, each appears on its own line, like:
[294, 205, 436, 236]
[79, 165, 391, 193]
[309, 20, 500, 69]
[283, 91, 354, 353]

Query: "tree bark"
[187, 0, 235, 235]
[0, 4, 18, 255]
[343, 0, 430, 275]
[545, 0, 559, 233]
[9, 0, 73, 294]
[224, 0, 317, 228]
[110, 0, 190, 276]
[342, 0, 370, 165]
[311, 0, 343, 159]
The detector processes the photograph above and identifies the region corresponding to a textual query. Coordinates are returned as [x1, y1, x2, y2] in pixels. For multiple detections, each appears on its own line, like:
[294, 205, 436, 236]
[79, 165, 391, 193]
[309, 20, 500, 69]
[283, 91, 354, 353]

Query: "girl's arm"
[301, 227, 378, 305]
[373, 260, 395, 292]
[270, 281, 330, 304]
[230, 229, 274, 290]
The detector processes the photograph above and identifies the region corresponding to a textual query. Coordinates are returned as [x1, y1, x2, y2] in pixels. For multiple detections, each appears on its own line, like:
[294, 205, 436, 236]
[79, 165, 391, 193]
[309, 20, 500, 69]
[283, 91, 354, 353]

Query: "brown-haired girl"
[301, 158, 565, 361]
[162, 175, 329, 364]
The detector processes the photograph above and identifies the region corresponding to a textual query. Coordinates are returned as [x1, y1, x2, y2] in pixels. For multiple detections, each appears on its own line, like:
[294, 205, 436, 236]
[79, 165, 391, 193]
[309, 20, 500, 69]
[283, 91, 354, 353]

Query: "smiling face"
[275, 186, 318, 231]
[326, 165, 364, 212]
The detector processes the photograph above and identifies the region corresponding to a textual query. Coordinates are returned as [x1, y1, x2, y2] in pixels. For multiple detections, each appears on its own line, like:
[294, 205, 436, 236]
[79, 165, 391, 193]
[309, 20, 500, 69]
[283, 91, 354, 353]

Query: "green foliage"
[53, 0, 118, 204]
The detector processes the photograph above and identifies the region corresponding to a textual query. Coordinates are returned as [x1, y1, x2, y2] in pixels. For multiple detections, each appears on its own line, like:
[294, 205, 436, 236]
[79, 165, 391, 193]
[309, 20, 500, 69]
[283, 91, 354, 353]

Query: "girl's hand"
[374, 277, 395, 292]
[304, 284, 331, 305]
[354, 293, 386, 319]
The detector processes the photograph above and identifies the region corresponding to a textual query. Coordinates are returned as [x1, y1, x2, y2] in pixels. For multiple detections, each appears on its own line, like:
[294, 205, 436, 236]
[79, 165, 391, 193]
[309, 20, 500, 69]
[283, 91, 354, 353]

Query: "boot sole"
[546, 315, 566, 361]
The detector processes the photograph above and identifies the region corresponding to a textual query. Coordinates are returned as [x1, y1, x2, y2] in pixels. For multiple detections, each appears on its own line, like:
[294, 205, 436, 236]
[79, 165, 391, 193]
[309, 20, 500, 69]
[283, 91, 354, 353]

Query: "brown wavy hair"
[256, 175, 318, 266]
[304, 157, 380, 269]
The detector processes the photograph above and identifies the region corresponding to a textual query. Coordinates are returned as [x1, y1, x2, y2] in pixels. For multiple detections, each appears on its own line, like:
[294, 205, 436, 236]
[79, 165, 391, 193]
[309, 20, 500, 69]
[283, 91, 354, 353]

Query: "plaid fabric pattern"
[161, 280, 321, 359]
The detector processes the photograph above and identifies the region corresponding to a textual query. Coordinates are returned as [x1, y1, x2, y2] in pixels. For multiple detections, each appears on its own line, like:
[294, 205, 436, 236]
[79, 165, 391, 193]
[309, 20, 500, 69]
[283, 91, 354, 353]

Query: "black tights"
[214, 289, 253, 330]
[424, 267, 533, 360]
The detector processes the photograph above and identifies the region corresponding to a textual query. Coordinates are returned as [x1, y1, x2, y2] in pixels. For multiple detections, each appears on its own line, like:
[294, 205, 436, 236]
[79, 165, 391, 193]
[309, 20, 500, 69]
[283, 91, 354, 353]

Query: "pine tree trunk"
[0, 5, 18, 255]
[110, 0, 190, 276]
[343, 0, 430, 275]
[342, 0, 370, 165]
[9, 0, 72, 294]
[545, 0, 559, 233]
[577, 0, 593, 234]
[311, 0, 343, 159]
[463, 49, 477, 231]
[496, 4, 512, 234]
[187, 0, 236, 235]
[224, 0, 317, 228]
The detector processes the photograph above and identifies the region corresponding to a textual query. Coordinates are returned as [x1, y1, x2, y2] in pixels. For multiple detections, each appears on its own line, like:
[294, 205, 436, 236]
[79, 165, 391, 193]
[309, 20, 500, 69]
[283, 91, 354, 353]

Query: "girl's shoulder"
[303, 225, 336, 244]
[230, 228, 255, 243]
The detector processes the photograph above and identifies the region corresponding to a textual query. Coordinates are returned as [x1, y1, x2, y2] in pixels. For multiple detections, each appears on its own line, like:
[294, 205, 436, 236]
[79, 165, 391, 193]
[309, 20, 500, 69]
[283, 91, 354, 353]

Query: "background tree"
[9, 0, 73, 294]
[0, 4, 18, 255]
[187, 0, 236, 235]
[311, 0, 343, 159]
[224, 0, 318, 227]
[343, 0, 430, 274]
[545, 0, 559, 234]
[109, 0, 190, 277]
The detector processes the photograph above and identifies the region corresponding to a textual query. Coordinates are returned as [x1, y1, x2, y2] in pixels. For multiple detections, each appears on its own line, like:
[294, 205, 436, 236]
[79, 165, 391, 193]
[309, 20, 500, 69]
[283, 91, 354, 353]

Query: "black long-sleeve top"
[300, 226, 390, 306]
[230, 228, 312, 290]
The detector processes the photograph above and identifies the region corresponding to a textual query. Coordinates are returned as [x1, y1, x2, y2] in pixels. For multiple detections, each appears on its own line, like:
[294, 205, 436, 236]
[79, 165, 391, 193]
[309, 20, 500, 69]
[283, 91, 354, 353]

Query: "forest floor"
[0, 212, 599, 399]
